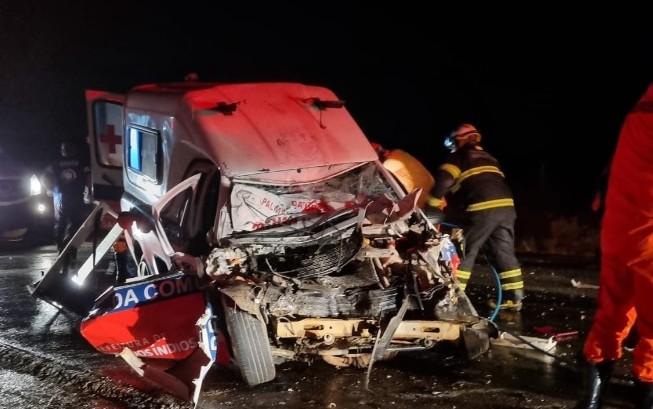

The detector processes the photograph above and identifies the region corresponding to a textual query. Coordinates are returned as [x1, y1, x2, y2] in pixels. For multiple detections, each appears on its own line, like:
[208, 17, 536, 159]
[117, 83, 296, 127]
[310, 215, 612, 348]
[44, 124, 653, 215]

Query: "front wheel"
[222, 297, 276, 386]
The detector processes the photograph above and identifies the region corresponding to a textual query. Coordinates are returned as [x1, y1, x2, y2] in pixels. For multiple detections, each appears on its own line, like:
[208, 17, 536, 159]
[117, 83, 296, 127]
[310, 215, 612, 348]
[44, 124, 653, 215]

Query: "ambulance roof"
[126, 82, 377, 183]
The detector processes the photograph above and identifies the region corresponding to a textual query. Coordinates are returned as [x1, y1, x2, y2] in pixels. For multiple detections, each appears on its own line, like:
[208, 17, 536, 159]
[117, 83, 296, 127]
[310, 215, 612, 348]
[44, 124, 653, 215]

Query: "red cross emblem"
[100, 124, 122, 153]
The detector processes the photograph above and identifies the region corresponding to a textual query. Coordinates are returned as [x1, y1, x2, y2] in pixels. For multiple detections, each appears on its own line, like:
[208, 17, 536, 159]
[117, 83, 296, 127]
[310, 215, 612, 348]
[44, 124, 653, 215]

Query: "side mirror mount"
[117, 210, 153, 233]
[117, 211, 134, 229]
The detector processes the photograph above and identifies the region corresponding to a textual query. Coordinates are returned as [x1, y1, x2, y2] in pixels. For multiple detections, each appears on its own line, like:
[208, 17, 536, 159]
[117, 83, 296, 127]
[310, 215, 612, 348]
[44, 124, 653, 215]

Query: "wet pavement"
[0, 243, 638, 409]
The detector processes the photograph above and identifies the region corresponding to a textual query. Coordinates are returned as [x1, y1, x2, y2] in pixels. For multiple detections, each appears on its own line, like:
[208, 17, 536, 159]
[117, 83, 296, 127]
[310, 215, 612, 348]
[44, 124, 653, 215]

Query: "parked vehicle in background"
[0, 144, 53, 245]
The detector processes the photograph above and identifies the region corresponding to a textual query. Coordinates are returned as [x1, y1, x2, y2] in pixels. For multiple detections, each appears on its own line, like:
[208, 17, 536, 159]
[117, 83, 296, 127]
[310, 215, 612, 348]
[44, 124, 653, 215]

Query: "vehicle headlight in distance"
[30, 174, 42, 195]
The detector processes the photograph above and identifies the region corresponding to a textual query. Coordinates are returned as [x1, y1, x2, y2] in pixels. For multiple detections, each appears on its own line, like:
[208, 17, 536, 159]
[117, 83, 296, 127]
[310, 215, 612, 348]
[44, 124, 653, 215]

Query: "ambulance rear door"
[85, 90, 125, 213]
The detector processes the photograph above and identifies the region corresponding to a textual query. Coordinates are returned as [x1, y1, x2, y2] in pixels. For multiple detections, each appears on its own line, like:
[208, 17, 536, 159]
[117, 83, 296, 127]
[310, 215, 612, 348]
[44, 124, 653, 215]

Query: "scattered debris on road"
[491, 331, 556, 352]
[571, 279, 599, 289]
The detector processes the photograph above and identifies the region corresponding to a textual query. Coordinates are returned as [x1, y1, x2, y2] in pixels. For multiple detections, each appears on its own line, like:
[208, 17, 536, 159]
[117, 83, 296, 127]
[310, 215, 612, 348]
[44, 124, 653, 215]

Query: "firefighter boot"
[634, 379, 653, 409]
[574, 360, 614, 409]
[488, 288, 524, 312]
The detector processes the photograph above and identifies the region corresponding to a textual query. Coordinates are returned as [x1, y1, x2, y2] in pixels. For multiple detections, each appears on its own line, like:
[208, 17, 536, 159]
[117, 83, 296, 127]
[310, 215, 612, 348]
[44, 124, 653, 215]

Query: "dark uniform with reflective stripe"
[426, 143, 524, 308]
[42, 149, 90, 254]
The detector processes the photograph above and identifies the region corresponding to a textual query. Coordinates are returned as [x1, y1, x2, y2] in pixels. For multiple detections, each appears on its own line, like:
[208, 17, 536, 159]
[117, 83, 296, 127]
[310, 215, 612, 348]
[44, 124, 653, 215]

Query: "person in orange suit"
[576, 83, 653, 409]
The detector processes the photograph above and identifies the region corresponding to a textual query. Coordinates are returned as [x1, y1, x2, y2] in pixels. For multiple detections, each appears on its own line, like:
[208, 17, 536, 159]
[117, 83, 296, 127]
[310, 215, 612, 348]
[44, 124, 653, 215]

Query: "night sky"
[1, 1, 653, 214]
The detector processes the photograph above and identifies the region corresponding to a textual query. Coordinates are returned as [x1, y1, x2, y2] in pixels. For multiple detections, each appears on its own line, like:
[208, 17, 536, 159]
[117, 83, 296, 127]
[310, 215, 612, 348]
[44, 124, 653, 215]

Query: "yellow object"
[382, 149, 438, 209]
[426, 196, 445, 209]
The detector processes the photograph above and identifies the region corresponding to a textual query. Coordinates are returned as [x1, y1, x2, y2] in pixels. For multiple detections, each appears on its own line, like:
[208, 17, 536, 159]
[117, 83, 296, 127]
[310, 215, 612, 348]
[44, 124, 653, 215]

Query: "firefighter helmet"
[444, 123, 482, 152]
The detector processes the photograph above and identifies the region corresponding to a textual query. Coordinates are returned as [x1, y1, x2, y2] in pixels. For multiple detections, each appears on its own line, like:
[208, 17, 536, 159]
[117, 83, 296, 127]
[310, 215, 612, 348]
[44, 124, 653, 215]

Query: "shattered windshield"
[229, 163, 397, 233]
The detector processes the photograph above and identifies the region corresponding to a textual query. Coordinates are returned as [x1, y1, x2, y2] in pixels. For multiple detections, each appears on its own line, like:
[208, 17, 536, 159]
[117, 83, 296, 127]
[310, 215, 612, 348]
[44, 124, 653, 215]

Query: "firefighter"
[372, 142, 436, 210]
[575, 84, 653, 409]
[423, 124, 524, 311]
[40, 141, 91, 256]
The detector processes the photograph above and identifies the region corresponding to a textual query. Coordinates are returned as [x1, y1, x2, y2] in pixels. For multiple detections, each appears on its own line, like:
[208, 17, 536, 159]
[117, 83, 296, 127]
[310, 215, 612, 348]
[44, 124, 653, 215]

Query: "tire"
[222, 298, 276, 386]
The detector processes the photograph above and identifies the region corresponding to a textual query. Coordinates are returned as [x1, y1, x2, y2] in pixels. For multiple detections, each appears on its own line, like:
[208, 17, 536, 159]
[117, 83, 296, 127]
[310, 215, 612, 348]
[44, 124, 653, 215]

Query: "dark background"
[1, 1, 652, 214]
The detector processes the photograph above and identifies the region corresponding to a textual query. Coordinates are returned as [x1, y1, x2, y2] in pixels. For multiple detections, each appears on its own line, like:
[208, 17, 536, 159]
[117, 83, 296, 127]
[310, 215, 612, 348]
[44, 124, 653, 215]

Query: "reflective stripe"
[499, 269, 522, 280]
[496, 300, 522, 309]
[460, 165, 504, 181]
[458, 282, 467, 291]
[427, 196, 444, 208]
[451, 166, 504, 193]
[501, 281, 524, 291]
[466, 198, 514, 211]
[457, 270, 472, 280]
[440, 163, 461, 179]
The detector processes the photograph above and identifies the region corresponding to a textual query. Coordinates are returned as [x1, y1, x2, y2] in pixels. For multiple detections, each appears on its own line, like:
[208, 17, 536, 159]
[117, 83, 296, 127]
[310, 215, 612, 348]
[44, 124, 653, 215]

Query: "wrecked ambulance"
[31, 81, 493, 406]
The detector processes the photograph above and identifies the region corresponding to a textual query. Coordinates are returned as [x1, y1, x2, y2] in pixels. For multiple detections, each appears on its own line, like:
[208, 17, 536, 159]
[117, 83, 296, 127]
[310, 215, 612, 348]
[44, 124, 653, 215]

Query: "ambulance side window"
[127, 126, 160, 183]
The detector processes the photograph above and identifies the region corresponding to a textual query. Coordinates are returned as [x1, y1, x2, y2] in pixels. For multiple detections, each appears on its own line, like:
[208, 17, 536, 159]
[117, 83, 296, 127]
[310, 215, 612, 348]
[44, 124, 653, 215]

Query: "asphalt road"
[0, 243, 637, 409]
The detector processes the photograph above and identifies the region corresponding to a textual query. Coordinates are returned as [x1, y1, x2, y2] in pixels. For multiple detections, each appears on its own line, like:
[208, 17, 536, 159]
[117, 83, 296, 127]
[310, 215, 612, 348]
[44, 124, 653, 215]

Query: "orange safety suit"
[381, 149, 437, 210]
[583, 83, 653, 382]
